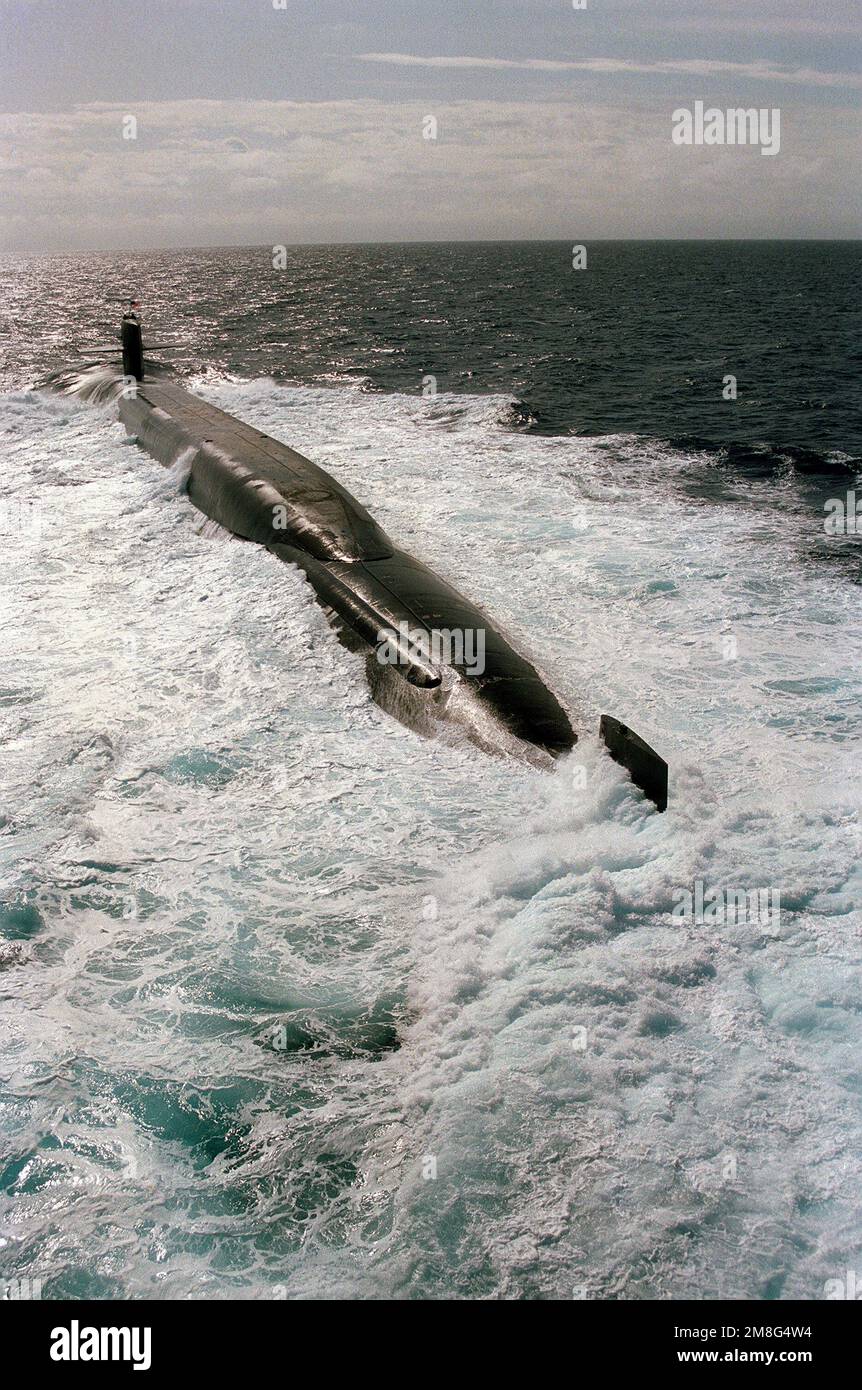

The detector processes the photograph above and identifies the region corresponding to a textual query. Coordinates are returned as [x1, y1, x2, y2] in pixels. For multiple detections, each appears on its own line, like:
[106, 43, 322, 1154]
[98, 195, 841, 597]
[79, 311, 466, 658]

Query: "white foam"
[0, 381, 859, 1300]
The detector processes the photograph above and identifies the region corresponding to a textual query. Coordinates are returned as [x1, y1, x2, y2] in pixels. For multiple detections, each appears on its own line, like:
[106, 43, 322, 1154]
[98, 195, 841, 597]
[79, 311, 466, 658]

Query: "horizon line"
[3, 235, 861, 259]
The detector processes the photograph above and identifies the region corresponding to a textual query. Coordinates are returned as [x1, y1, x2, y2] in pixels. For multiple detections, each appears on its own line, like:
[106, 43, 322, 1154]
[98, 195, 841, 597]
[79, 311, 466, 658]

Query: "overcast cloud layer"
[1, 0, 860, 250]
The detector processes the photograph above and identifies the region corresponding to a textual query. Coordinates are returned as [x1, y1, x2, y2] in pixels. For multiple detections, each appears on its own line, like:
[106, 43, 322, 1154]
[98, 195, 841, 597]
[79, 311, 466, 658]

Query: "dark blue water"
[3, 241, 860, 460]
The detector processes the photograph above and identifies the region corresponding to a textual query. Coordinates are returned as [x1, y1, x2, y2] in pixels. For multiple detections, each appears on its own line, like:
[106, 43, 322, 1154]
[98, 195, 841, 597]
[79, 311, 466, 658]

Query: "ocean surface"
[1, 242, 860, 1300]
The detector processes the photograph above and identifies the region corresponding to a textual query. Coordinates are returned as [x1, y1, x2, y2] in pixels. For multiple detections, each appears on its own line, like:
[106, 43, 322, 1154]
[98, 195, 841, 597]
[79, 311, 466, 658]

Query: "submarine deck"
[119, 376, 581, 757]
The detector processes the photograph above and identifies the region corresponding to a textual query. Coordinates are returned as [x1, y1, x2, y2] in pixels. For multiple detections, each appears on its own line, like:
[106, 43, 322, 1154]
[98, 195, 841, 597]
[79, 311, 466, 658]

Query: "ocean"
[1, 241, 860, 1300]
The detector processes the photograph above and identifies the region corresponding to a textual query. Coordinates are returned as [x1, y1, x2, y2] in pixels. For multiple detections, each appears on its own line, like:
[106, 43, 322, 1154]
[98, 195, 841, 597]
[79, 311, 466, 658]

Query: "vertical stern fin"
[600, 714, 668, 812]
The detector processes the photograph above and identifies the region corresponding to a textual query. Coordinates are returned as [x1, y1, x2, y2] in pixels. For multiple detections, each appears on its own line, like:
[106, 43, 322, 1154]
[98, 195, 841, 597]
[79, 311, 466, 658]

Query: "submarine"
[80, 310, 668, 807]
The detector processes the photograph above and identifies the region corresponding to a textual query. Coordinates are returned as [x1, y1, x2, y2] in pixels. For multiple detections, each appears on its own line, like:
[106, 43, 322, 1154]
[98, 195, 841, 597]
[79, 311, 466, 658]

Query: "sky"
[1, 0, 860, 251]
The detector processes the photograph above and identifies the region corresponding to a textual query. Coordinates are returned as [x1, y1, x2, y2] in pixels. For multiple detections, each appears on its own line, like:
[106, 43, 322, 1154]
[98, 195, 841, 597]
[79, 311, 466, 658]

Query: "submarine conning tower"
[121, 307, 144, 382]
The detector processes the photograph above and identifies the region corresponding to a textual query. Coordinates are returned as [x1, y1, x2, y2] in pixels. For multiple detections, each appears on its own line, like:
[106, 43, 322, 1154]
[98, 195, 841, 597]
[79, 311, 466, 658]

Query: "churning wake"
[1, 378, 860, 1299]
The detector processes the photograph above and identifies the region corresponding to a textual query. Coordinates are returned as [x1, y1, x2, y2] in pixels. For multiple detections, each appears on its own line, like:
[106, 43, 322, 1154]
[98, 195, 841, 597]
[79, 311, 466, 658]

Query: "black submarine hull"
[118, 378, 578, 765]
[112, 339, 667, 805]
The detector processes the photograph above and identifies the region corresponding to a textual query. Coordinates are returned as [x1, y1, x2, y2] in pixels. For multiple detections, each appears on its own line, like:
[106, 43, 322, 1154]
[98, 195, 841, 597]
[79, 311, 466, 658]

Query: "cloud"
[357, 53, 862, 90]
[0, 97, 859, 251]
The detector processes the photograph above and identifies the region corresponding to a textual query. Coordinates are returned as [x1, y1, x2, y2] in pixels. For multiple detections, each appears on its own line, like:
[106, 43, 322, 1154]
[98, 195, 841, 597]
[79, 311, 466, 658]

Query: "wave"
[36, 358, 176, 404]
[666, 434, 861, 478]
